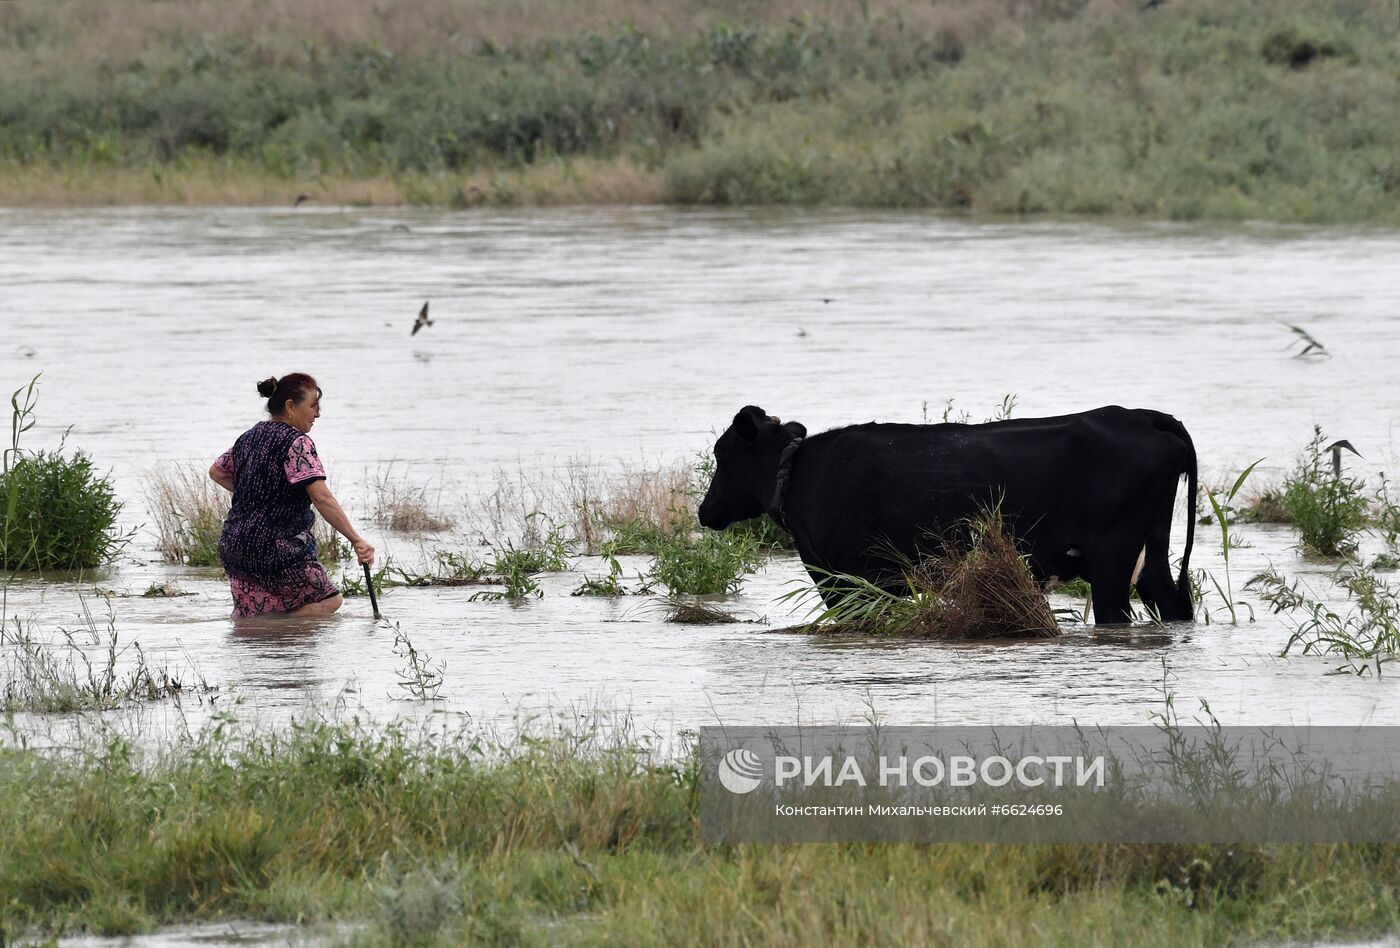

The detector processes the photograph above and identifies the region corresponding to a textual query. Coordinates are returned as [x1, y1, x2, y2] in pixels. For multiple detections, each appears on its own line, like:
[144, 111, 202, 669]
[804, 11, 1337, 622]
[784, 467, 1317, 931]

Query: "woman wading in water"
[209, 374, 374, 617]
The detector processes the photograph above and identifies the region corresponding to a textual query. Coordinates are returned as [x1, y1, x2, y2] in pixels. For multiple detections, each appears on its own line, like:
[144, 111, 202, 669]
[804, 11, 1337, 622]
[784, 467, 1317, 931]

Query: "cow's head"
[698, 405, 807, 530]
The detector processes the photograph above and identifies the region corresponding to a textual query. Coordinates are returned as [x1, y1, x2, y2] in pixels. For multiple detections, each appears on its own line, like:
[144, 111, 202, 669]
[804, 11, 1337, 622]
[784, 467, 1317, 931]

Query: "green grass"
[1253, 561, 1400, 676]
[1374, 472, 1400, 554]
[0, 450, 128, 572]
[571, 552, 631, 597]
[1282, 426, 1369, 558]
[3, 717, 1400, 944]
[648, 530, 764, 596]
[1, 1, 1399, 220]
[1, 604, 212, 713]
[1, 376, 128, 573]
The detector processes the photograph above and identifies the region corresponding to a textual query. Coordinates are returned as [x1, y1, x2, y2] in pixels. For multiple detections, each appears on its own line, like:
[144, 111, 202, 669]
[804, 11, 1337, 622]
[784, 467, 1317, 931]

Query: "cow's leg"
[1136, 483, 1194, 622]
[1136, 554, 1187, 621]
[1086, 548, 1136, 625]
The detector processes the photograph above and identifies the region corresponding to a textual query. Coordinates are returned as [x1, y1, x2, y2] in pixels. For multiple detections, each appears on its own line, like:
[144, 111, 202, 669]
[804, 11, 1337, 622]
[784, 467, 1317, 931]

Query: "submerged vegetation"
[1253, 562, 1400, 676]
[649, 530, 764, 597]
[370, 466, 455, 534]
[1199, 460, 1262, 625]
[1, 1, 1399, 221]
[784, 511, 1060, 639]
[1, 599, 213, 713]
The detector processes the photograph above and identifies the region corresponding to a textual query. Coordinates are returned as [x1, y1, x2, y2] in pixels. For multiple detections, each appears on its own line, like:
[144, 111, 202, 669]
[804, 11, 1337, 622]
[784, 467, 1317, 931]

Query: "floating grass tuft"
[655, 595, 740, 625]
[784, 510, 1058, 639]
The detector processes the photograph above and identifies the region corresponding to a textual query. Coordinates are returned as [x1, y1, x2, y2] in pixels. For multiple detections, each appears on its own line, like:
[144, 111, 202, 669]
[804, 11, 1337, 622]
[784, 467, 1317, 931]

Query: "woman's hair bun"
[257, 377, 279, 398]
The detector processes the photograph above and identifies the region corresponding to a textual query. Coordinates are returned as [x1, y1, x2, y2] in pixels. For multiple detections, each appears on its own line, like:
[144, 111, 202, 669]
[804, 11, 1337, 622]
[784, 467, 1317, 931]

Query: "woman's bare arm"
[306, 479, 375, 565]
[209, 464, 234, 493]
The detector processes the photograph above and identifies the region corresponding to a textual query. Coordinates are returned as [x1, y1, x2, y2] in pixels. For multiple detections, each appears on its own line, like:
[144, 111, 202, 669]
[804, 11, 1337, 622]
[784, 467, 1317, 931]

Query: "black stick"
[363, 562, 381, 620]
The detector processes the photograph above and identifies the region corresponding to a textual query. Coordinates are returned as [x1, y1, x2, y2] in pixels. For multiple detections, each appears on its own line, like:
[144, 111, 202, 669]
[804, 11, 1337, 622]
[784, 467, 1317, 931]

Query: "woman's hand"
[353, 537, 375, 566]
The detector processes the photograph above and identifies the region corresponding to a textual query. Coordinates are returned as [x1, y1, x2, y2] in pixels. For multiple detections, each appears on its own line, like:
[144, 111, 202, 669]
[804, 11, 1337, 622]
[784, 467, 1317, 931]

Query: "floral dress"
[214, 420, 340, 617]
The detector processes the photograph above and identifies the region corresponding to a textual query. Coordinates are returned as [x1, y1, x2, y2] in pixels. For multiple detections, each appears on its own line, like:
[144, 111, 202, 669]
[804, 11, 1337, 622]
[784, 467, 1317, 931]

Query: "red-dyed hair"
[256, 373, 320, 415]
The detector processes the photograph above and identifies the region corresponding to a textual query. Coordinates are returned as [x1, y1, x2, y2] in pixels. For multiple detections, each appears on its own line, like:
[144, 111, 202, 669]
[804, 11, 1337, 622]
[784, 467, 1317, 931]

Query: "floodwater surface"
[2, 207, 1400, 740]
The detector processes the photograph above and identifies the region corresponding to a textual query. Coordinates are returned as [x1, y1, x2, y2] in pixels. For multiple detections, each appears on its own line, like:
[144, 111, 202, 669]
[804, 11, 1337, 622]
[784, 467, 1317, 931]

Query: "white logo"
[718, 748, 764, 794]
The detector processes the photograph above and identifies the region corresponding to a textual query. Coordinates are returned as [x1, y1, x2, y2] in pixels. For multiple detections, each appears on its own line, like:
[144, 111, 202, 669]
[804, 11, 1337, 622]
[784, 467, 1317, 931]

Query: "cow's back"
[782, 406, 1191, 583]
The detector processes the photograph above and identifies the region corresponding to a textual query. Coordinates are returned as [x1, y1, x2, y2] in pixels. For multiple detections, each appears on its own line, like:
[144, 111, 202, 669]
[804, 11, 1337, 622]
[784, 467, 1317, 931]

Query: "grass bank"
[3, 717, 1400, 945]
[2, 0, 1399, 221]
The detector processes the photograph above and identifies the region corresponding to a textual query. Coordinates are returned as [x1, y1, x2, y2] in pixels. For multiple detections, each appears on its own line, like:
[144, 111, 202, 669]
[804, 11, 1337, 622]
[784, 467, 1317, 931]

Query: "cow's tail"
[1156, 414, 1197, 615]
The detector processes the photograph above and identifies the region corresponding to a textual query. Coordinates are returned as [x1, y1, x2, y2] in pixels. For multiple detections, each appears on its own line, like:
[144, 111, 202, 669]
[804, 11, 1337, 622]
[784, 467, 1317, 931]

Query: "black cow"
[697, 405, 1197, 625]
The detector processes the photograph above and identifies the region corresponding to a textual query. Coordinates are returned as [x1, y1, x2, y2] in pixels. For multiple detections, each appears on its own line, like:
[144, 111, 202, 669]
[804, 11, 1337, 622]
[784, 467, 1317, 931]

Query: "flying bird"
[292, 194, 310, 208]
[1285, 323, 1329, 359]
[412, 302, 433, 336]
[1325, 439, 1361, 477]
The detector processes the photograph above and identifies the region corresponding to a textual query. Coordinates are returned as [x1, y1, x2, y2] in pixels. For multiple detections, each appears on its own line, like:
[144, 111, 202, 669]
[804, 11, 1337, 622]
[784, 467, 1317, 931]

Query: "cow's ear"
[782, 421, 807, 440]
[733, 406, 766, 443]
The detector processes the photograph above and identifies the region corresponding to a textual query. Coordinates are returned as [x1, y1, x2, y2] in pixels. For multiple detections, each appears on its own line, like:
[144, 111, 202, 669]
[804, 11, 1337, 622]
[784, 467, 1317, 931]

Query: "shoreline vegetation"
[2, 0, 1399, 221]
[3, 716, 1400, 944]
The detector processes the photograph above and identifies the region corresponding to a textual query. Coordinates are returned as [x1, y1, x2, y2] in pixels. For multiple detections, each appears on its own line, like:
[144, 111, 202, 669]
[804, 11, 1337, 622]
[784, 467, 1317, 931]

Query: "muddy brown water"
[2, 207, 1400, 742]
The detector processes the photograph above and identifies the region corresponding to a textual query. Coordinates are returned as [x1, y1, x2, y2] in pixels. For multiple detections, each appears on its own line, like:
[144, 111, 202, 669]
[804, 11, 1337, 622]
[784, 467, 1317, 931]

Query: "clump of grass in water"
[370, 466, 455, 534]
[1371, 472, 1400, 569]
[1251, 563, 1400, 676]
[571, 549, 635, 597]
[340, 560, 392, 598]
[567, 455, 795, 557]
[1238, 484, 1290, 524]
[783, 510, 1058, 639]
[644, 594, 742, 625]
[0, 598, 215, 712]
[1, 374, 131, 574]
[1282, 426, 1368, 558]
[570, 459, 697, 555]
[145, 462, 229, 566]
[141, 581, 191, 598]
[648, 529, 763, 596]
[469, 551, 543, 602]
[384, 549, 496, 588]
[469, 523, 573, 602]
